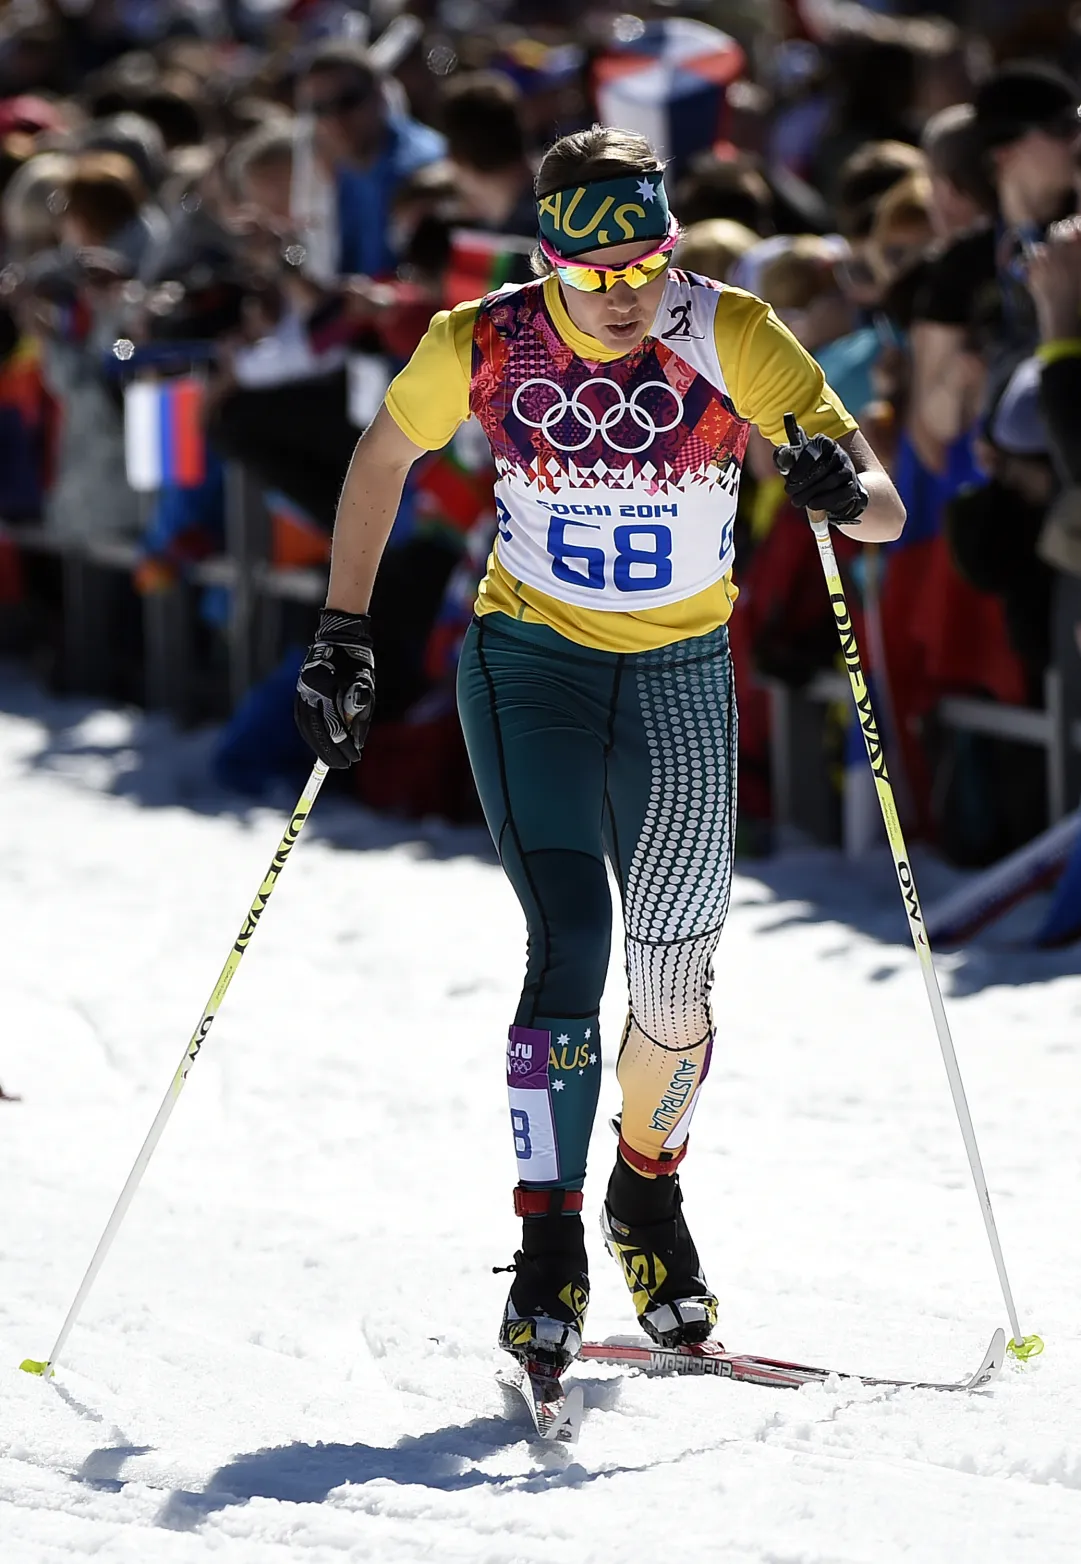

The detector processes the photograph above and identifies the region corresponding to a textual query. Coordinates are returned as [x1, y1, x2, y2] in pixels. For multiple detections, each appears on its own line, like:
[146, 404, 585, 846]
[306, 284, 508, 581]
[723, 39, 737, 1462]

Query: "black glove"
[294, 609, 375, 768]
[774, 432, 869, 523]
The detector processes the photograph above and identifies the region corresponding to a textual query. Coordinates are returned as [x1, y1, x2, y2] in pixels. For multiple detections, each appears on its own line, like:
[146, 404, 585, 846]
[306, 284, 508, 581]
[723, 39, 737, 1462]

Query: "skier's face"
[555, 239, 669, 355]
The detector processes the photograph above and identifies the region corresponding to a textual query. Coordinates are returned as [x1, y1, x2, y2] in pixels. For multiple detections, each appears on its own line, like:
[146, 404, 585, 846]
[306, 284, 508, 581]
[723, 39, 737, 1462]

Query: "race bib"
[493, 474, 739, 611]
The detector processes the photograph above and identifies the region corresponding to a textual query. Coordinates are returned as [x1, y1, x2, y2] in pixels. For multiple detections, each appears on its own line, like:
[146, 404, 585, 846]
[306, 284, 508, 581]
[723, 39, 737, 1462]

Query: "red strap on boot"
[513, 1186, 584, 1217]
[617, 1134, 687, 1177]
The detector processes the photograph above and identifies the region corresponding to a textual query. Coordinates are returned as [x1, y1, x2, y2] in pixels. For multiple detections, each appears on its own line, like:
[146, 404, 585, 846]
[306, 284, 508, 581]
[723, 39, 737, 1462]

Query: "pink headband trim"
[539, 216, 680, 273]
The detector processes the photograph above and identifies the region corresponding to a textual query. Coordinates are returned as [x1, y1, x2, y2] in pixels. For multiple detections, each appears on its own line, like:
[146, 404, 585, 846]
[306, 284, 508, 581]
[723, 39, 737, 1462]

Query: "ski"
[497, 1363, 584, 1444]
[579, 1326, 1005, 1393]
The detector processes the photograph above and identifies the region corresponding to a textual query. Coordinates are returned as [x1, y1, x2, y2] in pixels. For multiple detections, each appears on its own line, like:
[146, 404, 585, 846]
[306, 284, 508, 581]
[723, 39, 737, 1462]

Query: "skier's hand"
[294, 609, 375, 768]
[774, 431, 869, 524]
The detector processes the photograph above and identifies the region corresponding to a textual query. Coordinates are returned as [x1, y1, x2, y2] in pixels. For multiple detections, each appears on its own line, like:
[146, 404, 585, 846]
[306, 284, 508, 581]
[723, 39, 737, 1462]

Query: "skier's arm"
[325, 405, 426, 614]
[294, 304, 475, 768]
[324, 299, 477, 611]
[723, 296, 905, 543]
[834, 429, 906, 542]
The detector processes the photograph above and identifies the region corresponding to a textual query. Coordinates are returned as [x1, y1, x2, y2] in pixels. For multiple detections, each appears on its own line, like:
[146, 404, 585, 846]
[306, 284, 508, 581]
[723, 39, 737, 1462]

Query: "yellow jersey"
[385, 271, 855, 653]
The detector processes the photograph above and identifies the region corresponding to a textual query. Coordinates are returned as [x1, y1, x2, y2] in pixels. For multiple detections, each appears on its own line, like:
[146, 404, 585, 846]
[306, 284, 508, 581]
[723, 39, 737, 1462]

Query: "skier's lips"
[602, 319, 646, 340]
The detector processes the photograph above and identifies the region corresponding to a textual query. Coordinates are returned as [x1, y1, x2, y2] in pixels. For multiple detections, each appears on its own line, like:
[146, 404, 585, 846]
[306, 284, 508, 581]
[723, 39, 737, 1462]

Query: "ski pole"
[778, 413, 1041, 1361]
[21, 759, 330, 1381]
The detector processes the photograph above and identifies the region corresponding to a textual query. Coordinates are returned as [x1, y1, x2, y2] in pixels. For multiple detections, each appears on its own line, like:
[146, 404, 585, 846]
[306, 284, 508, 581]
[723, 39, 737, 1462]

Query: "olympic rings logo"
[511, 377, 684, 455]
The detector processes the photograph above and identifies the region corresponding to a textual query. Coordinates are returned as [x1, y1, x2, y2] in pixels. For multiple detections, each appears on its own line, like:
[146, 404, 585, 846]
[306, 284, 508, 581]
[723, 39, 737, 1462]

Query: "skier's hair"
[531, 125, 665, 276]
[535, 125, 663, 200]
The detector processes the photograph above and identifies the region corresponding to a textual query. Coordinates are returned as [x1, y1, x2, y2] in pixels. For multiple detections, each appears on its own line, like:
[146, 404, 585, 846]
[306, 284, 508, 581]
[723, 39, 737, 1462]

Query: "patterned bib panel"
[468, 271, 751, 613]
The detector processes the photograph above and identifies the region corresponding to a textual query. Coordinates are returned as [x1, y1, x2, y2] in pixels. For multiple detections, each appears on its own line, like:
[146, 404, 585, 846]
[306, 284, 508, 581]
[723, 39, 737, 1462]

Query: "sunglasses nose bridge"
[601, 265, 647, 293]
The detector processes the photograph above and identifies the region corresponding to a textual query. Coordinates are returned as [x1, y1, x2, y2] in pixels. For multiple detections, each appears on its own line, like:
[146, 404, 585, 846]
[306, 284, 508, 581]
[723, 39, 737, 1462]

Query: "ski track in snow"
[1, 673, 1080, 1563]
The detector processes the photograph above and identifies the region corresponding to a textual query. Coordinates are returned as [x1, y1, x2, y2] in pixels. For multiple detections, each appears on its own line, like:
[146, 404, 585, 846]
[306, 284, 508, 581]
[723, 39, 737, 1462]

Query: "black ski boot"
[498, 1187, 589, 1376]
[602, 1154, 718, 1347]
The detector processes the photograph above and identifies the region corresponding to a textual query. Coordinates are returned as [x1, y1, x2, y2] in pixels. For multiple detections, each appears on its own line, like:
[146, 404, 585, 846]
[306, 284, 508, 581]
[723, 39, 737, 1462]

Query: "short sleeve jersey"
[386, 271, 855, 652]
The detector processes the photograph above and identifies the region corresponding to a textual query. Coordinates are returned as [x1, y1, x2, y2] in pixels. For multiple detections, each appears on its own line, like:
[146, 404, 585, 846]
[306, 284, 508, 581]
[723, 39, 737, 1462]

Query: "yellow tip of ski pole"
[19, 1358, 52, 1377]
[1007, 1334, 1044, 1362]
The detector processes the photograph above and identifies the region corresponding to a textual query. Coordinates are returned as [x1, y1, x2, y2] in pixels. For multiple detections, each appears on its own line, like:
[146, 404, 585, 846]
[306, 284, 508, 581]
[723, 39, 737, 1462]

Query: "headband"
[536, 170, 670, 259]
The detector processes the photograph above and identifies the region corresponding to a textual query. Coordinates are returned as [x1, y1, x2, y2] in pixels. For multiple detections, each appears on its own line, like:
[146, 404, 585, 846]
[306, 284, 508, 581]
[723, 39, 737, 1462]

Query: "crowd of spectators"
[0, 0, 1079, 865]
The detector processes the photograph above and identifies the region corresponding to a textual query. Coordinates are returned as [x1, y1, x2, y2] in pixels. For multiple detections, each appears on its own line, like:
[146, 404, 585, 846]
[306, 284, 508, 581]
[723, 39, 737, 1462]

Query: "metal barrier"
[769, 663, 1081, 847]
[9, 483, 1081, 856]
[2, 464, 326, 721]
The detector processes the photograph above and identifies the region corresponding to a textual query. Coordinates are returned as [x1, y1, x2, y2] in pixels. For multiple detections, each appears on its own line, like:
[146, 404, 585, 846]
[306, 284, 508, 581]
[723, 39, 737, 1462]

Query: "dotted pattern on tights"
[624, 637, 737, 1052]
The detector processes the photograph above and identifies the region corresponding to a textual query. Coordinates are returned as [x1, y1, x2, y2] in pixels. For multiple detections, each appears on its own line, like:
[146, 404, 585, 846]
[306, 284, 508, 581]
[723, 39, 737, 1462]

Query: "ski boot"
[497, 1187, 589, 1376]
[601, 1153, 718, 1347]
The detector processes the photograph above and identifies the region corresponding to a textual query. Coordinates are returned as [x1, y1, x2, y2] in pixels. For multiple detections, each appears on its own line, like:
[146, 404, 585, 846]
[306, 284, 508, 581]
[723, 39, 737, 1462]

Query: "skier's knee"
[626, 929, 716, 1052]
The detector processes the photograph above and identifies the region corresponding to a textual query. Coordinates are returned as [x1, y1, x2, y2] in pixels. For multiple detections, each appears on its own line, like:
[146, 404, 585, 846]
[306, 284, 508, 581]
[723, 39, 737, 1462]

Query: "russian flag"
[124, 378, 206, 493]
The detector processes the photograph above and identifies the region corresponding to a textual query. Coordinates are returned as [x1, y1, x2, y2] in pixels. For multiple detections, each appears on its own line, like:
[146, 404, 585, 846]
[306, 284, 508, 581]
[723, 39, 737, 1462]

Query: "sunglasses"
[541, 226, 678, 294]
[309, 86, 371, 118]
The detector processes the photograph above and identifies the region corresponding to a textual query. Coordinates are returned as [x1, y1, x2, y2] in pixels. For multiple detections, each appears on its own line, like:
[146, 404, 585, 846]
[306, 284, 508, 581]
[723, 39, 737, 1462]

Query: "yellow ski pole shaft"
[21, 759, 330, 1381]
[779, 414, 1040, 1361]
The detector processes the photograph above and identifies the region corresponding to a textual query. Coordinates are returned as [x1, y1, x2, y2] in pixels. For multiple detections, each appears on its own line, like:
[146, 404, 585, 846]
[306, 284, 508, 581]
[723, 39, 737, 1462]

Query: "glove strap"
[317, 608, 372, 644]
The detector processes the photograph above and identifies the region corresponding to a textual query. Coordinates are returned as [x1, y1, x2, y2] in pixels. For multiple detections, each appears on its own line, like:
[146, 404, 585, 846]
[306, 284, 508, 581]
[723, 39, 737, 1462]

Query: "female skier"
[295, 126, 905, 1375]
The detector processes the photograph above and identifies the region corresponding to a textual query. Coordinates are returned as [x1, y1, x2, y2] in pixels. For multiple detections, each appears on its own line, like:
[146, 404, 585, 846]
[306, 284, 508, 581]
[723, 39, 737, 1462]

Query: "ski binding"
[498, 1361, 584, 1444]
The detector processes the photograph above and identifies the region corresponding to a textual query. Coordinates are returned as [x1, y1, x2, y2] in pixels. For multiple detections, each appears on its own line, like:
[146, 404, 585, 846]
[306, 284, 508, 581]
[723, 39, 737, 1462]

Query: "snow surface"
[1, 670, 1080, 1564]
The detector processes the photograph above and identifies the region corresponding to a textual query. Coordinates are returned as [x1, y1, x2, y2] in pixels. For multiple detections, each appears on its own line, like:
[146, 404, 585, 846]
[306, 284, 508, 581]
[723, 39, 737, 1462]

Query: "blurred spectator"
[973, 63, 1078, 236]
[79, 112, 167, 202]
[673, 151, 774, 233]
[942, 65, 1080, 630]
[208, 37, 449, 532]
[0, 10, 66, 98]
[758, 236, 854, 355]
[130, 76, 206, 152]
[1028, 220, 1081, 772]
[864, 173, 936, 460]
[0, 288, 52, 523]
[3, 155, 65, 268]
[0, 91, 68, 148]
[81, 51, 160, 120]
[757, 234, 880, 426]
[293, 38, 446, 283]
[674, 218, 757, 282]
[867, 171, 935, 298]
[228, 121, 296, 227]
[29, 285, 140, 546]
[484, 35, 587, 152]
[1028, 219, 1081, 492]
[812, 34, 925, 198]
[835, 140, 928, 241]
[834, 140, 927, 309]
[908, 17, 976, 124]
[931, 65, 1080, 709]
[920, 103, 996, 241]
[441, 72, 535, 237]
[60, 150, 149, 264]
